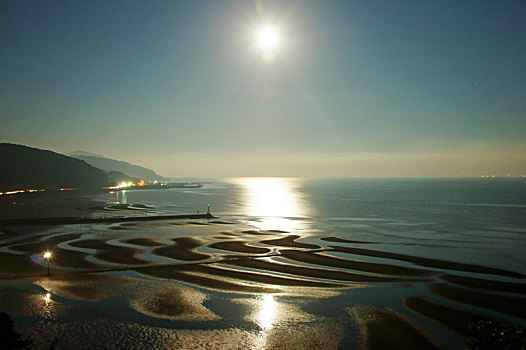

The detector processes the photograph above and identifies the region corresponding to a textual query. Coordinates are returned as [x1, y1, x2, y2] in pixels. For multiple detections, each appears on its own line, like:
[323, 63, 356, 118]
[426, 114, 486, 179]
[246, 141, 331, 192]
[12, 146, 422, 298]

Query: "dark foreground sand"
[69, 239, 149, 265]
[260, 235, 321, 249]
[152, 237, 210, 261]
[208, 240, 271, 254]
[349, 305, 446, 350]
[404, 296, 526, 349]
[121, 238, 163, 247]
[2, 227, 526, 349]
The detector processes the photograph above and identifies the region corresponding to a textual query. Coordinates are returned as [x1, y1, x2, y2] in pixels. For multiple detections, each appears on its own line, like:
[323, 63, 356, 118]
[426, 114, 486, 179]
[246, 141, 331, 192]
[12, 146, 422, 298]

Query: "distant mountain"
[68, 150, 104, 158]
[67, 151, 167, 182]
[0, 144, 111, 191]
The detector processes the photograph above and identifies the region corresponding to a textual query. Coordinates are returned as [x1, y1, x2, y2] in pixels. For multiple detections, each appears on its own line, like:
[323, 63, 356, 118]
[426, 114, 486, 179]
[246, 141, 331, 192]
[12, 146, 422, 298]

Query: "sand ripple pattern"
[1, 223, 525, 335]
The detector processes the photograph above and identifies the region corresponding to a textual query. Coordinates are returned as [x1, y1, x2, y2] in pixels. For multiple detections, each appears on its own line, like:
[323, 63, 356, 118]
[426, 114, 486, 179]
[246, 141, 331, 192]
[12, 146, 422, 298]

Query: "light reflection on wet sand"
[256, 294, 277, 329]
[234, 292, 342, 350]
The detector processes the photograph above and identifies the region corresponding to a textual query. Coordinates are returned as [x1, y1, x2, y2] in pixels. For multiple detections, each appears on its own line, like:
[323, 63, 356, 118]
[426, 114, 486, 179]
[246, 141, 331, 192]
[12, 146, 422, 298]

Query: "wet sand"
[220, 231, 239, 236]
[97, 248, 149, 265]
[134, 265, 280, 293]
[260, 235, 321, 249]
[130, 285, 219, 321]
[321, 236, 374, 244]
[223, 256, 430, 283]
[36, 274, 125, 302]
[209, 220, 235, 225]
[69, 239, 148, 265]
[121, 238, 164, 247]
[20, 319, 259, 350]
[208, 240, 271, 254]
[51, 248, 101, 269]
[280, 249, 433, 277]
[68, 239, 108, 250]
[350, 305, 445, 350]
[330, 245, 525, 279]
[109, 225, 131, 230]
[0, 230, 50, 247]
[438, 273, 526, 294]
[261, 320, 345, 350]
[0, 251, 45, 275]
[152, 237, 209, 261]
[428, 283, 526, 320]
[186, 221, 209, 225]
[404, 296, 499, 336]
[2, 219, 526, 349]
[179, 263, 343, 288]
[241, 230, 270, 235]
[10, 233, 80, 253]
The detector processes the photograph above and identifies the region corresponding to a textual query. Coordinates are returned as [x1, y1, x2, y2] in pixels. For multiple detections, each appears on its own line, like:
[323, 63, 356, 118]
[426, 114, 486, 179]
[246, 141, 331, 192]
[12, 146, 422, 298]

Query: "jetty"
[0, 213, 215, 226]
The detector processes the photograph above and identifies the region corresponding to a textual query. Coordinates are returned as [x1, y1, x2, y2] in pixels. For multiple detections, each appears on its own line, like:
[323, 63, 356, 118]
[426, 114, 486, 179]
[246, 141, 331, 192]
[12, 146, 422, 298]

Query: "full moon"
[256, 24, 280, 61]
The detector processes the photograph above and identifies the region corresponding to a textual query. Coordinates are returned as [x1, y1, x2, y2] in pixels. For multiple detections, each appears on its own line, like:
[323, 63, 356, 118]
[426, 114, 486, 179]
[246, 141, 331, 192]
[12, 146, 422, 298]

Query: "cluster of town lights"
[1, 180, 153, 195]
[0, 189, 44, 196]
[106, 180, 147, 190]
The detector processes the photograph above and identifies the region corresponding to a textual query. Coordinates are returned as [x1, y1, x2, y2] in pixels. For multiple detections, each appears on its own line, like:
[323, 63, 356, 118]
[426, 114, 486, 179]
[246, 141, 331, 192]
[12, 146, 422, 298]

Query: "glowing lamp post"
[43, 251, 52, 276]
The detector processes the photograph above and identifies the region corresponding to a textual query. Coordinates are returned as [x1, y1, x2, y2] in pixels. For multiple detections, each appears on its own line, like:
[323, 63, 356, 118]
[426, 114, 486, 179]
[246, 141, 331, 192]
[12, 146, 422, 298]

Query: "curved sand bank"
[438, 273, 526, 294]
[321, 236, 374, 244]
[69, 239, 148, 265]
[121, 238, 164, 247]
[404, 296, 503, 336]
[219, 231, 240, 236]
[10, 233, 81, 253]
[428, 283, 526, 320]
[329, 245, 525, 279]
[222, 256, 430, 283]
[51, 248, 101, 269]
[130, 285, 219, 322]
[152, 237, 209, 261]
[260, 235, 321, 249]
[177, 263, 343, 289]
[133, 265, 280, 293]
[279, 249, 433, 277]
[208, 241, 271, 254]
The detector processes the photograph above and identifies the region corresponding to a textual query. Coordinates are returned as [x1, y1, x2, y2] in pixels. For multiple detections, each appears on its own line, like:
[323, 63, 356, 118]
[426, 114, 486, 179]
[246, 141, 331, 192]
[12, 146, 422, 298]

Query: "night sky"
[1, 1, 525, 177]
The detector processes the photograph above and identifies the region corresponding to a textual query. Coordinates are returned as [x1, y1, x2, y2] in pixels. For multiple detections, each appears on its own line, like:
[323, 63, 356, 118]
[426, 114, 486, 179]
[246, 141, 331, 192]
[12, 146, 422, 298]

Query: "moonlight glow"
[256, 24, 280, 61]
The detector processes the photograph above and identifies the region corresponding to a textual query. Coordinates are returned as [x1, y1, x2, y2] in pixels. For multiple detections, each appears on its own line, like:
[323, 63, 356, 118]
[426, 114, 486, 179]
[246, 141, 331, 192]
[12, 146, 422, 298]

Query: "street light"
[43, 251, 52, 276]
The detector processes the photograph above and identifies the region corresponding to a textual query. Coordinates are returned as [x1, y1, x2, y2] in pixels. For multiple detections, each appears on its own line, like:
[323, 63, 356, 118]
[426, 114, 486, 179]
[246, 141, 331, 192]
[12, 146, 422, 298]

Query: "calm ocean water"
[97, 177, 526, 274]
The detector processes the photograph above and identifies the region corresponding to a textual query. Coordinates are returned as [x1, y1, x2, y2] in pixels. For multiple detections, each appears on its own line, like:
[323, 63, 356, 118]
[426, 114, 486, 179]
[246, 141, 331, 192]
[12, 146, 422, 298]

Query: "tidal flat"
[1, 216, 525, 350]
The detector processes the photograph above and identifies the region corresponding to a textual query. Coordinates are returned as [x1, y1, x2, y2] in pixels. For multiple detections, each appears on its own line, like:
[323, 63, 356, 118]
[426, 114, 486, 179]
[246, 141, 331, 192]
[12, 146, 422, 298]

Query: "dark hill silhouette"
[68, 150, 167, 181]
[0, 144, 111, 191]
[106, 170, 138, 184]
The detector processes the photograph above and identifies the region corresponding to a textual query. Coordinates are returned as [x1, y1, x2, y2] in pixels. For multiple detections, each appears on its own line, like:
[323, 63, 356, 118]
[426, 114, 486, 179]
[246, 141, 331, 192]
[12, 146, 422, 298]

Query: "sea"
[101, 177, 526, 272]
